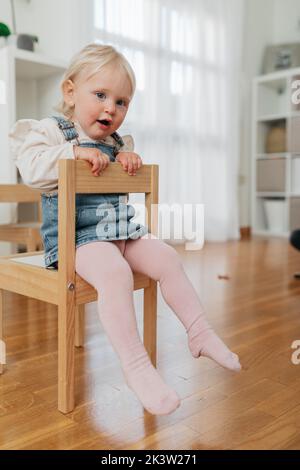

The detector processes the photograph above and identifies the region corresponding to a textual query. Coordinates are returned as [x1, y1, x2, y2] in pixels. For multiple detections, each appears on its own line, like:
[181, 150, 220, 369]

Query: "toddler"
[9, 44, 241, 416]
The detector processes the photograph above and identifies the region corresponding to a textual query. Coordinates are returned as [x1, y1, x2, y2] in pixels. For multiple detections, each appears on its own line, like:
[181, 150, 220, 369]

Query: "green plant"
[0, 23, 11, 37]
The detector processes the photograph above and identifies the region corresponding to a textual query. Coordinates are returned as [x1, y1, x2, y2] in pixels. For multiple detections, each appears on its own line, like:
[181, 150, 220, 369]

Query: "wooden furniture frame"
[0, 160, 159, 413]
[0, 184, 42, 252]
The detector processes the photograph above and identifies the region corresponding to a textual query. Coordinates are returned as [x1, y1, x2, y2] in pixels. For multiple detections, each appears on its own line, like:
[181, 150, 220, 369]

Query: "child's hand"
[115, 152, 142, 176]
[73, 145, 110, 176]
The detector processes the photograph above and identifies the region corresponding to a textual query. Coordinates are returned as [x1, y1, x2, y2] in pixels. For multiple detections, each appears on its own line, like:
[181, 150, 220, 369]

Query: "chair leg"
[0, 289, 4, 374]
[143, 279, 157, 367]
[58, 300, 75, 414]
[75, 304, 85, 348]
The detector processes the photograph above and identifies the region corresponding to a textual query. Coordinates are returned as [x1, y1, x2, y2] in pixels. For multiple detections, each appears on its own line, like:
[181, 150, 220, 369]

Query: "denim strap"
[52, 116, 80, 144]
[110, 131, 124, 148]
[52, 115, 125, 149]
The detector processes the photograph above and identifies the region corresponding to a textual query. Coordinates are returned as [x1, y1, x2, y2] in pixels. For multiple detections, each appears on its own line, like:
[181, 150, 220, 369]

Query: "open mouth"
[97, 119, 111, 128]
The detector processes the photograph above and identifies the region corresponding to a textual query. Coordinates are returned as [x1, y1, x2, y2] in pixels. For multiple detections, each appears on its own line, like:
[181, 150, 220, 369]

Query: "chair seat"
[0, 251, 150, 306]
[10, 252, 45, 267]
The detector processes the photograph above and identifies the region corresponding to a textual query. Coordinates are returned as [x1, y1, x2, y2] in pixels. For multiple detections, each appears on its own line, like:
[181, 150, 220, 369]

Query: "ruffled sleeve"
[118, 134, 134, 153]
[9, 118, 75, 191]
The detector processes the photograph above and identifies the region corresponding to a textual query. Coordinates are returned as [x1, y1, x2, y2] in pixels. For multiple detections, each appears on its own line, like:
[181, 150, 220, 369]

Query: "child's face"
[65, 64, 132, 140]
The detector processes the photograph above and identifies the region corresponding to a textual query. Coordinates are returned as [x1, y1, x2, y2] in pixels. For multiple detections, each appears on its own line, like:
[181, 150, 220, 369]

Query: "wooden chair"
[0, 160, 159, 414]
[0, 184, 43, 252]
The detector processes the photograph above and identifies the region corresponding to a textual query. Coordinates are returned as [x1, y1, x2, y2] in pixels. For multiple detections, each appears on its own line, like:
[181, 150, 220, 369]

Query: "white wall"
[1, 0, 90, 60]
[273, 0, 300, 44]
[239, 0, 275, 227]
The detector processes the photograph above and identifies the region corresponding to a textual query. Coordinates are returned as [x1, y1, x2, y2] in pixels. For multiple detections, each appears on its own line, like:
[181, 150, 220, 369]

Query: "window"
[92, 0, 227, 141]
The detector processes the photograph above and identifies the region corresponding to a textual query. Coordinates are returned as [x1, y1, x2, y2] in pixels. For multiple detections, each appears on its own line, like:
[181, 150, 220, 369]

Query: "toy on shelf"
[0, 22, 11, 47]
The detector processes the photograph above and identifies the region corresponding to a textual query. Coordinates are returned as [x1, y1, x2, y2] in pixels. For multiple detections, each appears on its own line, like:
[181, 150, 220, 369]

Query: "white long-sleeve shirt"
[9, 117, 134, 192]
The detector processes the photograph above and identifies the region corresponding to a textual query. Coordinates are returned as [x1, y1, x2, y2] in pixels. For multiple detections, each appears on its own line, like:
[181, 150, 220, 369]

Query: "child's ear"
[62, 79, 75, 106]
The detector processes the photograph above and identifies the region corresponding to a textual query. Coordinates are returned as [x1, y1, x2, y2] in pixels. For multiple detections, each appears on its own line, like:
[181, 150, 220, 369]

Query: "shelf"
[255, 67, 300, 83]
[256, 192, 286, 198]
[257, 113, 288, 122]
[256, 155, 287, 159]
[13, 46, 66, 67]
[256, 120, 287, 155]
[256, 75, 288, 116]
[8, 46, 67, 80]
[252, 68, 300, 237]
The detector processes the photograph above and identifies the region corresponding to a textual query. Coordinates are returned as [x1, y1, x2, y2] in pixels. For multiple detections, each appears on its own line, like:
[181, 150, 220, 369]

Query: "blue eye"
[116, 99, 126, 107]
[96, 92, 106, 100]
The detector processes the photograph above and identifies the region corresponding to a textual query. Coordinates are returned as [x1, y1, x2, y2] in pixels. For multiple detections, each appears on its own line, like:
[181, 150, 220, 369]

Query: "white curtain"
[85, 0, 244, 242]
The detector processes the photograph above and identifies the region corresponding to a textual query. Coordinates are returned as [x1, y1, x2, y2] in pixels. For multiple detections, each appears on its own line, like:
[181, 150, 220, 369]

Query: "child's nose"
[105, 100, 116, 114]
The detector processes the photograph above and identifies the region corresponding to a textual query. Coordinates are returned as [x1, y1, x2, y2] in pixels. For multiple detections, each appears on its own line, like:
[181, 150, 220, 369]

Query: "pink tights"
[75, 234, 241, 416]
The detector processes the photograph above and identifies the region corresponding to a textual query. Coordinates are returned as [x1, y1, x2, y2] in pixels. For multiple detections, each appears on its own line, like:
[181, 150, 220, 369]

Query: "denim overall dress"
[40, 116, 148, 269]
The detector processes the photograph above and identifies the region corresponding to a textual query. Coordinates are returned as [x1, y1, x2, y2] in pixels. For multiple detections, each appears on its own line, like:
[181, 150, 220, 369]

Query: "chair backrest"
[57, 159, 159, 301]
[0, 184, 42, 223]
[0, 184, 41, 203]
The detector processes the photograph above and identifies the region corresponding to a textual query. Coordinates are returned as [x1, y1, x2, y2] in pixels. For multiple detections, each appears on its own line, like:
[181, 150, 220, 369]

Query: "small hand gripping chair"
[0, 160, 159, 414]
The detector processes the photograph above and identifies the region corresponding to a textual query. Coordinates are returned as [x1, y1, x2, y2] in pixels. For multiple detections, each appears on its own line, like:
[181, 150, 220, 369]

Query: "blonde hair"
[55, 43, 136, 118]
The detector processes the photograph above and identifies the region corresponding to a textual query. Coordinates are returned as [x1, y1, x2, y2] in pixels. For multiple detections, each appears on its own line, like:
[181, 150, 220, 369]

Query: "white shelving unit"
[252, 67, 300, 238]
[0, 45, 66, 254]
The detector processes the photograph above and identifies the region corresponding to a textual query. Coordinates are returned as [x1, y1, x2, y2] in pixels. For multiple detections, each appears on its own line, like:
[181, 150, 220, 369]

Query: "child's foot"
[187, 318, 241, 372]
[123, 361, 181, 415]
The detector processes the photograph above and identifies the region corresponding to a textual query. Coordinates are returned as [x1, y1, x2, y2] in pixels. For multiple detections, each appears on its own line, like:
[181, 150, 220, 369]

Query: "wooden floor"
[1, 237, 300, 450]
